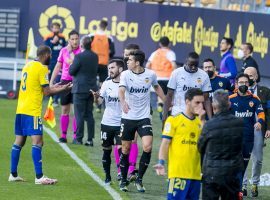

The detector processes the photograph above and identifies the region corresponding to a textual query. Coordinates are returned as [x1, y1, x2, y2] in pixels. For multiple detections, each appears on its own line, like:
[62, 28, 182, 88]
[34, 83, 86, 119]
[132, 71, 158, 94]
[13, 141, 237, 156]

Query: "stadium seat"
[200, 0, 216, 6]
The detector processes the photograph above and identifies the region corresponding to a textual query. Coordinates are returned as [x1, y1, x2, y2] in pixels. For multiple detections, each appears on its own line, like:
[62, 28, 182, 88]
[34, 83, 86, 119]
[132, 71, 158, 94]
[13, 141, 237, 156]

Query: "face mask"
[237, 49, 244, 59]
[249, 79, 255, 86]
[207, 71, 214, 78]
[238, 85, 248, 94]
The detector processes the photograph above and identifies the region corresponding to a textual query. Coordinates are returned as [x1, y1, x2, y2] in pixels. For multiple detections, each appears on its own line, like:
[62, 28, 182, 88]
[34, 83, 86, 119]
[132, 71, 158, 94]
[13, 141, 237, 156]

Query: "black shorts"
[98, 64, 108, 83]
[101, 124, 121, 147]
[60, 80, 73, 105]
[120, 118, 153, 141]
[158, 80, 169, 95]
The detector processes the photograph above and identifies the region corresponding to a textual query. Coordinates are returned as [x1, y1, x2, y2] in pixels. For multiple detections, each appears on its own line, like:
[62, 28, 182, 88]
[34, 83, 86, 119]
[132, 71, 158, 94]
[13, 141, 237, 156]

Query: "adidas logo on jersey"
[108, 96, 119, 102]
[235, 110, 253, 118]
[130, 86, 149, 93]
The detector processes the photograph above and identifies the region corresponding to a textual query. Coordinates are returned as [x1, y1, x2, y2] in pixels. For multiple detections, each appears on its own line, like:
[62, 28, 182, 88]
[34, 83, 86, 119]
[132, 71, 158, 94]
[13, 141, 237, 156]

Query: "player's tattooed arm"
[119, 86, 130, 113]
[154, 84, 166, 102]
[49, 62, 62, 86]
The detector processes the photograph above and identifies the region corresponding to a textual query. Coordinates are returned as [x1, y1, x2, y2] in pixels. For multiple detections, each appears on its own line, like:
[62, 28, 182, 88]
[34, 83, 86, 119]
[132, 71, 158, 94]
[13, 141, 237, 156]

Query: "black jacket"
[198, 111, 244, 180]
[69, 49, 98, 93]
[242, 56, 261, 82]
[257, 85, 270, 133]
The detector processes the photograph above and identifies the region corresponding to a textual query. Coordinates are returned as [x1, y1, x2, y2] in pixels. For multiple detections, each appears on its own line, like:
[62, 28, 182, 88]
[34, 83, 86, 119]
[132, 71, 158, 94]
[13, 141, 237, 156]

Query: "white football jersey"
[167, 67, 212, 116]
[100, 79, 121, 126]
[120, 68, 158, 120]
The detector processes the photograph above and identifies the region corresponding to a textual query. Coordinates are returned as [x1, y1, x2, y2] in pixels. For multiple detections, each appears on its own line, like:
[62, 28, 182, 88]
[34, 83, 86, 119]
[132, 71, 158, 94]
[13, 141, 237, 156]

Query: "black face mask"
[249, 79, 255, 86]
[207, 71, 214, 78]
[238, 85, 248, 94]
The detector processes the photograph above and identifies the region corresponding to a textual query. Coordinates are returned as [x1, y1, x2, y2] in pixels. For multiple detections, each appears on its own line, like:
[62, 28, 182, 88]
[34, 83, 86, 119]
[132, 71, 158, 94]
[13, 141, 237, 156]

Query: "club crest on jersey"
[218, 81, 223, 87]
[164, 123, 171, 133]
[145, 77, 150, 83]
[197, 78, 202, 84]
[249, 101, 254, 108]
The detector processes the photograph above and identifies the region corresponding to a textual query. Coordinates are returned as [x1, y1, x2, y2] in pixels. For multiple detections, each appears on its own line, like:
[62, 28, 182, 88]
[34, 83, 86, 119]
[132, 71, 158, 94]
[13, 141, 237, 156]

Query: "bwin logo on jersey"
[108, 96, 119, 102]
[183, 85, 195, 91]
[130, 86, 149, 93]
[235, 110, 253, 118]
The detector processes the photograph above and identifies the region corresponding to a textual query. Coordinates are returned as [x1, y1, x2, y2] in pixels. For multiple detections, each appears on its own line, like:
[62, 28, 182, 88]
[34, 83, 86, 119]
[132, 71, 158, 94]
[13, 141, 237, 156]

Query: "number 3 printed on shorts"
[21, 72, 28, 91]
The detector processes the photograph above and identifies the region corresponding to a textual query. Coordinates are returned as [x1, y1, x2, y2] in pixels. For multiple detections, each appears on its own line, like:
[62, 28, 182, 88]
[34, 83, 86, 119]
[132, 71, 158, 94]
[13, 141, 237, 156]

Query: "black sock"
[138, 151, 151, 180]
[11, 172, 18, 177]
[120, 153, 129, 181]
[36, 173, 43, 179]
[102, 149, 112, 178]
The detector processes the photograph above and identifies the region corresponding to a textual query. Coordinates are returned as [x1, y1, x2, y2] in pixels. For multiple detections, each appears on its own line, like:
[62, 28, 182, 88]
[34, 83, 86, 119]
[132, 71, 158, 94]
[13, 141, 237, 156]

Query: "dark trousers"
[202, 175, 240, 200]
[73, 93, 95, 142]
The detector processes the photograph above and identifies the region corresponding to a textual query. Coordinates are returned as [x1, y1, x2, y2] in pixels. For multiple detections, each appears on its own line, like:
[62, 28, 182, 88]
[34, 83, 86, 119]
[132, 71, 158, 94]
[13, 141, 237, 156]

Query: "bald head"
[244, 67, 258, 86]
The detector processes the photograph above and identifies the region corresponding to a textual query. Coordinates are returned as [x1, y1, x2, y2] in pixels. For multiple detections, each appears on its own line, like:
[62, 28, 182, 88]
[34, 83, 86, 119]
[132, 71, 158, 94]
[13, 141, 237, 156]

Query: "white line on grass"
[43, 126, 122, 200]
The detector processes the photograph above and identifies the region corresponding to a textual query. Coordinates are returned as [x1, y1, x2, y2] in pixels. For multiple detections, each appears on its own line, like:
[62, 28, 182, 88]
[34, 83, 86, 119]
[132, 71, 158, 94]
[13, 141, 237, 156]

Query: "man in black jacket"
[242, 67, 270, 197]
[238, 42, 261, 82]
[198, 89, 244, 200]
[69, 36, 98, 146]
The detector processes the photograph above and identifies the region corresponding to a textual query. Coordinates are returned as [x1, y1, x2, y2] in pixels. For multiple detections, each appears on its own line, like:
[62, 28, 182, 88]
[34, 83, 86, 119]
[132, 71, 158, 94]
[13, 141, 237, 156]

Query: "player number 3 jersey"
[16, 61, 49, 116]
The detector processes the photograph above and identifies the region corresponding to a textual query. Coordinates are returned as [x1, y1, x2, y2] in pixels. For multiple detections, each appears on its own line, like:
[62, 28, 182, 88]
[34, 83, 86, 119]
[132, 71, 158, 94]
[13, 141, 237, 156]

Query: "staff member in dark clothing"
[238, 42, 261, 82]
[69, 36, 98, 146]
[198, 89, 244, 200]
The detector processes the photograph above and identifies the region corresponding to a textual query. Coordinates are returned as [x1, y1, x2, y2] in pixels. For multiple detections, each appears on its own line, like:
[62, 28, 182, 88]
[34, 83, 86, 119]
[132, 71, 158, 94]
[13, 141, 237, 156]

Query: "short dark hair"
[188, 52, 199, 60]
[125, 43, 140, 50]
[243, 42, 253, 53]
[185, 88, 203, 101]
[109, 59, 125, 69]
[81, 36, 92, 50]
[159, 36, 170, 47]
[68, 30, 79, 38]
[236, 73, 250, 82]
[37, 45, 51, 57]
[129, 50, 145, 66]
[212, 89, 230, 112]
[51, 22, 61, 28]
[99, 19, 108, 29]
[222, 37, 234, 49]
[203, 58, 215, 66]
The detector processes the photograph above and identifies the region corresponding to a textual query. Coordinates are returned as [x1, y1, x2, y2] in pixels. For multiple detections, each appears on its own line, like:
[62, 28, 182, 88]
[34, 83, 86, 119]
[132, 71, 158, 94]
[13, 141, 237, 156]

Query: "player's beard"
[110, 71, 120, 79]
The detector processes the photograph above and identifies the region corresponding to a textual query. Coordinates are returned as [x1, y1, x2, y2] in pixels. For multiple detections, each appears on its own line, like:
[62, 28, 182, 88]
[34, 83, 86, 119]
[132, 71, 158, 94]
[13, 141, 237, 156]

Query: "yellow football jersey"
[162, 113, 202, 180]
[16, 61, 49, 116]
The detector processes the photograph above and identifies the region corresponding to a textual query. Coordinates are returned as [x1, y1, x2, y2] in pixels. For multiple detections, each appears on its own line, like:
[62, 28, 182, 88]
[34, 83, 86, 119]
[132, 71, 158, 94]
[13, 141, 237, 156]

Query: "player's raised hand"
[90, 89, 100, 98]
[265, 130, 270, 139]
[121, 101, 130, 114]
[153, 163, 166, 176]
[195, 106, 206, 121]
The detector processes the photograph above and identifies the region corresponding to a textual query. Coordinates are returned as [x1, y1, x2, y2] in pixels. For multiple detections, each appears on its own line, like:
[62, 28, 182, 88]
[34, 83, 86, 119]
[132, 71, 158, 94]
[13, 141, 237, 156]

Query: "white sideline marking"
[43, 126, 122, 200]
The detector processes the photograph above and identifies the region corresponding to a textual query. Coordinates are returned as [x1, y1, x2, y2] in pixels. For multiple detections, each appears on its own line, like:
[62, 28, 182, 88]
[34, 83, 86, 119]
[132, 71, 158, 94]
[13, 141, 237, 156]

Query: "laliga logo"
[39, 5, 75, 38]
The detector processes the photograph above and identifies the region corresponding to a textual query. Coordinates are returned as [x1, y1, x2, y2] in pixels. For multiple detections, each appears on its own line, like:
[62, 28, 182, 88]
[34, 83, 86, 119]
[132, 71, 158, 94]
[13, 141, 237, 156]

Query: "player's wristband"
[158, 159, 165, 165]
